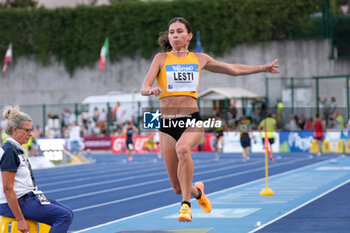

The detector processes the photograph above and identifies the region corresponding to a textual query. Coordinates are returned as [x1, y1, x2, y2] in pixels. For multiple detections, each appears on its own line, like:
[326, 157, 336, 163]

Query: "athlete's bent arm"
[141, 53, 165, 96]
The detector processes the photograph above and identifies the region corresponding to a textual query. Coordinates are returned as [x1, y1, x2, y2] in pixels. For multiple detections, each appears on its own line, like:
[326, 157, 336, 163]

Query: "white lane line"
[41, 158, 262, 191]
[58, 160, 264, 200]
[37, 156, 232, 186]
[248, 178, 350, 233]
[69, 157, 309, 209]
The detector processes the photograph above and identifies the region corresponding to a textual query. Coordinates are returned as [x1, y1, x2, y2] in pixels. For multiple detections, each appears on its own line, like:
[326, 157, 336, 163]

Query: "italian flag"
[99, 38, 109, 70]
[2, 43, 12, 75]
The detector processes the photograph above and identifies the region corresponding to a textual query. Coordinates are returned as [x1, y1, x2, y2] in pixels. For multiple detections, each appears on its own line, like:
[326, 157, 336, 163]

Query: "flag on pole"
[2, 43, 12, 75]
[99, 38, 109, 70]
[196, 31, 202, 52]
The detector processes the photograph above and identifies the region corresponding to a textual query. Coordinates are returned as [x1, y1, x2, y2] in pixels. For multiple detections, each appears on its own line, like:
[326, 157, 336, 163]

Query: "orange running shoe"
[178, 203, 192, 222]
[195, 182, 212, 213]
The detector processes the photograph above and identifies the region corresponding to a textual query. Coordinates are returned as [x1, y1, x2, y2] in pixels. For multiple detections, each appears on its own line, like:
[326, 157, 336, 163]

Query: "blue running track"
[31, 152, 350, 233]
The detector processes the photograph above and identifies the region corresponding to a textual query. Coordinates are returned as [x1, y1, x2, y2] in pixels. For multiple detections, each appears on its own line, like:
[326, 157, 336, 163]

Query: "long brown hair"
[158, 17, 191, 52]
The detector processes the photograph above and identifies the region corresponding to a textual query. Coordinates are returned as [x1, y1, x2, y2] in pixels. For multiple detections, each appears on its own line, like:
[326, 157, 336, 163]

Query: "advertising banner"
[279, 131, 345, 153]
[279, 131, 314, 152]
[83, 135, 111, 151]
[112, 135, 150, 153]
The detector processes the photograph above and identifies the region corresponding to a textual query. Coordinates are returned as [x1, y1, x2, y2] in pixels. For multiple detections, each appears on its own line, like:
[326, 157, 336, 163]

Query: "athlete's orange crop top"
[157, 52, 202, 99]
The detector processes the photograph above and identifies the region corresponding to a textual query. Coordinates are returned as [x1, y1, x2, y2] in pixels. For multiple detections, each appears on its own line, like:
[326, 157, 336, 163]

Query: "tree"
[0, 0, 37, 8]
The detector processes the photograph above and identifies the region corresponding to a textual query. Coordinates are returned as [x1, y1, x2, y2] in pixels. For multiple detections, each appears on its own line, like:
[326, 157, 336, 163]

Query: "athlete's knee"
[175, 143, 191, 160]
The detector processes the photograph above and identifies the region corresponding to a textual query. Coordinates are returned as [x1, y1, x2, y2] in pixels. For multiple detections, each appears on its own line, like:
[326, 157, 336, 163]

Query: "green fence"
[314, 74, 350, 121]
[266, 74, 350, 129]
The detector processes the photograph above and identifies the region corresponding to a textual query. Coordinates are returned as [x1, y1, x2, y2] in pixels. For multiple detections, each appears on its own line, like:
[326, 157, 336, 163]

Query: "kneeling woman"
[0, 106, 73, 233]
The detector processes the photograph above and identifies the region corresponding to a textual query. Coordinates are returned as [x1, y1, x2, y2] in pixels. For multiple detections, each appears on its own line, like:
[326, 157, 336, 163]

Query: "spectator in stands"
[133, 101, 142, 126]
[68, 121, 82, 155]
[112, 102, 119, 123]
[305, 117, 313, 130]
[0, 131, 7, 146]
[332, 111, 344, 130]
[92, 107, 99, 123]
[61, 108, 71, 128]
[30, 125, 42, 156]
[32, 125, 42, 139]
[115, 102, 127, 128]
[258, 99, 267, 123]
[0, 106, 73, 233]
[227, 112, 236, 130]
[45, 114, 61, 138]
[80, 109, 89, 129]
[245, 101, 253, 123]
[252, 100, 259, 126]
[298, 114, 306, 130]
[87, 120, 98, 136]
[97, 108, 107, 134]
[288, 114, 299, 131]
[320, 97, 330, 127]
[276, 99, 284, 129]
[229, 100, 237, 122]
[26, 136, 36, 157]
[330, 96, 337, 116]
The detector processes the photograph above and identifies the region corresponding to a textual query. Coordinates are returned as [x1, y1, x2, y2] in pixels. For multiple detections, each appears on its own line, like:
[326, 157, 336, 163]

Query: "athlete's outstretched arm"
[198, 53, 279, 76]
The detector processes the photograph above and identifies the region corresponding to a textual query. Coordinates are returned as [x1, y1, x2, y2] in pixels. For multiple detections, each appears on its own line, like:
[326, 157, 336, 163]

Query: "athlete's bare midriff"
[159, 95, 199, 118]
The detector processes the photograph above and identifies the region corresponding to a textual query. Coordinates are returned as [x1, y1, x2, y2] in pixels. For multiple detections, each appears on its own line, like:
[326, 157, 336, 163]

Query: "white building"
[0, 0, 172, 9]
[36, 0, 110, 8]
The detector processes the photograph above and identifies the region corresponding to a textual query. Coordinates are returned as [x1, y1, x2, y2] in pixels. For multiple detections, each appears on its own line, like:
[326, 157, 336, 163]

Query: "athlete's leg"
[242, 146, 247, 161]
[160, 131, 181, 194]
[176, 128, 204, 203]
[218, 135, 224, 153]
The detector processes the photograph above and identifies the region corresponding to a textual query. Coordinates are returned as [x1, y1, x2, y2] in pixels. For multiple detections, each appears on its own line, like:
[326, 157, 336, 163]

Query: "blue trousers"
[0, 192, 73, 233]
[70, 140, 80, 154]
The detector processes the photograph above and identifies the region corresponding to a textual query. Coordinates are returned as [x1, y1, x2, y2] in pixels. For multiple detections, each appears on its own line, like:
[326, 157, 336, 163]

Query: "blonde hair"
[2, 105, 32, 135]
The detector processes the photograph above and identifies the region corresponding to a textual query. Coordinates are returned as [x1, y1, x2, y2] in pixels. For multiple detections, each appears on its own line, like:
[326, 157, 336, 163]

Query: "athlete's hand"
[262, 59, 280, 73]
[148, 87, 163, 96]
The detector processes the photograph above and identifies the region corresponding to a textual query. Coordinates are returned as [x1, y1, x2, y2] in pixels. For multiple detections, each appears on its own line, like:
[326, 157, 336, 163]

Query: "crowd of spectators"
[223, 96, 347, 133]
[1, 96, 348, 150]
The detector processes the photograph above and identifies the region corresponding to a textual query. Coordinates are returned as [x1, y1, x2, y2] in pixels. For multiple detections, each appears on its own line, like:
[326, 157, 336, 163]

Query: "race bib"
[166, 64, 199, 92]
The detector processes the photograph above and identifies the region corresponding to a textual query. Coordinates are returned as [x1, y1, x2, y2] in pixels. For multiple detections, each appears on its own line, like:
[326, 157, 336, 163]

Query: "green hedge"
[333, 16, 350, 58]
[0, 0, 325, 75]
